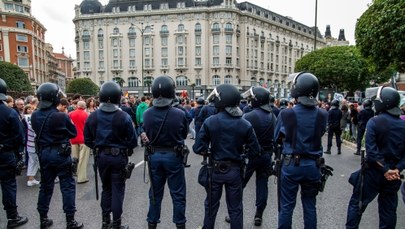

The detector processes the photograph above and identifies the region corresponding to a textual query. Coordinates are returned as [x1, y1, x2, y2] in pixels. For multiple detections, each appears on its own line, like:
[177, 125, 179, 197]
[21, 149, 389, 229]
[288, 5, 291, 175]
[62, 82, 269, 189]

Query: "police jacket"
[198, 103, 216, 124]
[174, 105, 193, 124]
[84, 108, 137, 150]
[328, 107, 343, 128]
[243, 108, 276, 152]
[194, 105, 204, 126]
[0, 103, 25, 152]
[193, 111, 260, 162]
[357, 108, 374, 129]
[274, 104, 328, 157]
[143, 106, 188, 147]
[31, 107, 77, 147]
[365, 112, 405, 173]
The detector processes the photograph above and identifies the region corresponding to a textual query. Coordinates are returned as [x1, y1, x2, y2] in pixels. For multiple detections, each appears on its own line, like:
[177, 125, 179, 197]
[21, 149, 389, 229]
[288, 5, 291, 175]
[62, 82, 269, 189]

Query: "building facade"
[74, 0, 325, 98]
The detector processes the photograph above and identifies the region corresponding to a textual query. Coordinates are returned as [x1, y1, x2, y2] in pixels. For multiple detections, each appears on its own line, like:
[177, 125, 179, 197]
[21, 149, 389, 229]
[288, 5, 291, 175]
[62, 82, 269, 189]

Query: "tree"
[355, 0, 405, 72]
[295, 46, 372, 92]
[0, 62, 32, 92]
[66, 78, 99, 96]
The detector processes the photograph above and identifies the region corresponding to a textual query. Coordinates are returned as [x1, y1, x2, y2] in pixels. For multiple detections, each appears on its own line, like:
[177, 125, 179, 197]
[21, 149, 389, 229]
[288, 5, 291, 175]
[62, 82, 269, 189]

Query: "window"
[226, 46, 232, 55]
[17, 45, 28, 53]
[196, 78, 201, 86]
[112, 38, 118, 47]
[195, 58, 201, 66]
[99, 50, 104, 60]
[145, 47, 151, 57]
[178, 47, 184, 55]
[18, 57, 28, 67]
[195, 23, 201, 31]
[213, 35, 219, 44]
[128, 27, 136, 35]
[195, 47, 201, 56]
[213, 57, 220, 66]
[83, 41, 90, 50]
[212, 75, 221, 86]
[129, 38, 135, 47]
[161, 25, 168, 32]
[98, 61, 104, 69]
[161, 58, 168, 67]
[113, 60, 119, 68]
[5, 3, 13, 10]
[162, 48, 168, 57]
[226, 34, 232, 44]
[113, 27, 119, 34]
[84, 62, 90, 69]
[113, 49, 119, 58]
[213, 23, 220, 30]
[129, 60, 136, 68]
[176, 76, 188, 86]
[128, 77, 138, 87]
[84, 51, 90, 60]
[129, 49, 136, 58]
[224, 75, 233, 84]
[144, 36, 151, 45]
[177, 58, 184, 66]
[161, 37, 168, 46]
[16, 34, 27, 42]
[98, 28, 104, 38]
[178, 24, 185, 32]
[16, 21, 25, 29]
[195, 35, 201, 45]
[177, 35, 184, 44]
[226, 57, 232, 65]
[98, 40, 104, 49]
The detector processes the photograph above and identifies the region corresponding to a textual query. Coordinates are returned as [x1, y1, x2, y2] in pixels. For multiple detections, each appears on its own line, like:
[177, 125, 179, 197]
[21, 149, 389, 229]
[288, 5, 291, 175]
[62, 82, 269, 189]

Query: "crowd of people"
[0, 74, 405, 229]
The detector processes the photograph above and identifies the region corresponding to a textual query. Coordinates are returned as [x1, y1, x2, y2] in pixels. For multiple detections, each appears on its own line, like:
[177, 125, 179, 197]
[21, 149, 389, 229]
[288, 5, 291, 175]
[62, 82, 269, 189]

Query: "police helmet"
[269, 95, 275, 104]
[36, 82, 64, 109]
[207, 84, 242, 116]
[241, 86, 271, 112]
[99, 81, 122, 105]
[0, 78, 7, 101]
[196, 97, 205, 105]
[373, 86, 401, 116]
[362, 99, 372, 109]
[279, 99, 289, 109]
[290, 72, 319, 106]
[331, 100, 340, 108]
[152, 75, 175, 107]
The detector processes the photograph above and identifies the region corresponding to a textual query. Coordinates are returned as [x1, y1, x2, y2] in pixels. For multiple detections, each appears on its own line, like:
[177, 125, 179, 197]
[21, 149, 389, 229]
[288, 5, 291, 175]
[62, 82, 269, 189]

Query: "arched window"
[143, 76, 154, 86]
[212, 75, 221, 86]
[176, 76, 188, 86]
[98, 29, 103, 37]
[128, 77, 139, 87]
[212, 23, 220, 29]
[144, 26, 152, 33]
[128, 27, 136, 34]
[225, 23, 233, 30]
[178, 24, 184, 32]
[113, 77, 124, 87]
[224, 75, 233, 84]
[195, 23, 201, 30]
[83, 30, 90, 36]
[113, 27, 119, 34]
[161, 25, 168, 32]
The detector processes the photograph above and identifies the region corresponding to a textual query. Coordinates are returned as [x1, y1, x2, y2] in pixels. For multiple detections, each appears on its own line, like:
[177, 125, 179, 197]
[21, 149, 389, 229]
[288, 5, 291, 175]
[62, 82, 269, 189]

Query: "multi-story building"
[0, 0, 48, 89]
[45, 45, 74, 92]
[324, 25, 350, 47]
[74, 0, 325, 98]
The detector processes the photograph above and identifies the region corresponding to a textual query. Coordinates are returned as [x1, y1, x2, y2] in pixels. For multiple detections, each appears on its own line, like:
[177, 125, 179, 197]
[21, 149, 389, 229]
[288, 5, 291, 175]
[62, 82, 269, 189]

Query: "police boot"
[7, 215, 28, 228]
[176, 224, 186, 229]
[102, 214, 111, 229]
[254, 209, 264, 226]
[66, 215, 83, 229]
[40, 217, 53, 229]
[148, 223, 157, 229]
[112, 218, 128, 229]
[324, 147, 331, 154]
[337, 147, 342, 155]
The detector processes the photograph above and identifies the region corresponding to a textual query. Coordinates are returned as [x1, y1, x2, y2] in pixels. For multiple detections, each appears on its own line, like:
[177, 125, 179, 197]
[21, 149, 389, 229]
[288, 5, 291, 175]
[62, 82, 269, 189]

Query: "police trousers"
[0, 152, 18, 218]
[37, 147, 76, 217]
[278, 158, 320, 229]
[346, 167, 401, 229]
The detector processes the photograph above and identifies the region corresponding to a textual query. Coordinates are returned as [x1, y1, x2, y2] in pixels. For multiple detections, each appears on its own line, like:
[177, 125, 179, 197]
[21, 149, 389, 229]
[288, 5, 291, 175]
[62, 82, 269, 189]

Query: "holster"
[213, 160, 241, 174]
[122, 162, 135, 179]
[174, 145, 190, 167]
[59, 144, 72, 157]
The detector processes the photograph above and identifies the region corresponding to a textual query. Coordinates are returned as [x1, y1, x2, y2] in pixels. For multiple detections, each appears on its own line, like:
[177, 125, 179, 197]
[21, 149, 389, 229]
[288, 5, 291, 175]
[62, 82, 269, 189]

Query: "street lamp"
[314, 0, 318, 50]
[132, 22, 144, 96]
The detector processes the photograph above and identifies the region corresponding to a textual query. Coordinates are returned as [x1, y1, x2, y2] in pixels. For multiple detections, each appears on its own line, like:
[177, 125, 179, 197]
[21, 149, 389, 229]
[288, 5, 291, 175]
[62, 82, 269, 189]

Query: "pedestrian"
[349, 103, 358, 141]
[31, 82, 83, 229]
[340, 104, 350, 135]
[193, 83, 260, 229]
[136, 96, 149, 136]
[274, 72, 328, 228]
[193, 97, 205, 134]
[227, 86, 276, 226]
[24, 104, 40, 186]
[324, 100, 343, 155]
[353, 99, 374, 155]
[84, 81, 137, 229]
[141, 76, 189, 229]
[346, 86, 405, 228]
[69, 100, 90, 184]
[198, 97, 217, 126]
[0, 78, 29, 228]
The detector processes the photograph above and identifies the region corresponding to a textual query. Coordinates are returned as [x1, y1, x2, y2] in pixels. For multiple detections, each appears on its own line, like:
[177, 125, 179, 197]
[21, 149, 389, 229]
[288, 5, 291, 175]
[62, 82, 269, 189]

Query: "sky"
[31, 0, 372, 59]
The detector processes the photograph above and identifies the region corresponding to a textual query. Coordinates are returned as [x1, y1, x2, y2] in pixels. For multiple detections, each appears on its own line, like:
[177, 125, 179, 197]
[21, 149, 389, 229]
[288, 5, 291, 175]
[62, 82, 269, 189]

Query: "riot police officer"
[354, 99, 374, 155]
[274, 72, 328, 229]
[84, 81, 137, 229]
[31, 82, 82, 229]
[198, 96, 216, 125]
[193, 84, 260, 229]
[324, 100, 343, 155]
[142, 76, 189, 229]
[239, 86, 276, 226]
[193, 97, 205, 134]
[269, 95, 280, 117]
[346, 86, 405, 228]
[0, 78, 28, 228]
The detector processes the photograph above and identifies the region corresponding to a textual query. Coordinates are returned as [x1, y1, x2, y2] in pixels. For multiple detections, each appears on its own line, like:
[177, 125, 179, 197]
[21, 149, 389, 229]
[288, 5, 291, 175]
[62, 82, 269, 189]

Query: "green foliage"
[355, 0, 405, 72]
[0, 62, 32, 92]
[66, 78, 99, 96]
[295, 46, 370, 92]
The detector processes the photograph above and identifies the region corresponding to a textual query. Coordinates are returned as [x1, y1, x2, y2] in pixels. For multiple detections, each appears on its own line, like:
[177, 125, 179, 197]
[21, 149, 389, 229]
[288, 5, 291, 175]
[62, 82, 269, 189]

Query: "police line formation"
[0, 72, 404, 229]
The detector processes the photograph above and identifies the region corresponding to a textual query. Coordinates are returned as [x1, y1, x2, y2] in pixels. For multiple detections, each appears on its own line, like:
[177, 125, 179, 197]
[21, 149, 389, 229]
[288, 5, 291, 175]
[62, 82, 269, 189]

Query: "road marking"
[135, 160, 144, 168]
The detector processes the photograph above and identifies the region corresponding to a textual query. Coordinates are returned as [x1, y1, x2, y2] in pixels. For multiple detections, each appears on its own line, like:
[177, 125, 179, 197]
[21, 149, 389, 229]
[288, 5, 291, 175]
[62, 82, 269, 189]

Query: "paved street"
[1, 136, 404, 229]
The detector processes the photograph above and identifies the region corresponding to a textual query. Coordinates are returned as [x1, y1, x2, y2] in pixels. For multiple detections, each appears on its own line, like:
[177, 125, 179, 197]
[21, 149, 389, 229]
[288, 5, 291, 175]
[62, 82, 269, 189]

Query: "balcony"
[211, 64, 221, 69]
[82, 35, 90, 41]
[194, 64, 203, 70]
[225, 28, 233, 34]
[127, 32, 136, 38]
[160, 30, 169, 37]
[160, 65, 169, 70]
[175, 65, 188, 70]
[194, 28, 202, 34]
[211, 28, 220, 34]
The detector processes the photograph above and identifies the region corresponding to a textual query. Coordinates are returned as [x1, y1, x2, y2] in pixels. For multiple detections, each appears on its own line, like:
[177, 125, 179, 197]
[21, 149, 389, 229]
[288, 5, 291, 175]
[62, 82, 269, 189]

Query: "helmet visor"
[241, 87, 255, 100]
[207, 87, 220, 103]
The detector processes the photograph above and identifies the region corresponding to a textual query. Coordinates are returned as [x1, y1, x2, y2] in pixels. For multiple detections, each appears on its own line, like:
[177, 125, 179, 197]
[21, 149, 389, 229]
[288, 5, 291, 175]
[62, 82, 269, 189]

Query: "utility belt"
[282, 154, 322, 167]
[41, 144, 72, 157]
[145, 144, 190, 167]
[99, 147, 130, 156]
[150, 146, 177, 154]
[213, 160, 242, 173]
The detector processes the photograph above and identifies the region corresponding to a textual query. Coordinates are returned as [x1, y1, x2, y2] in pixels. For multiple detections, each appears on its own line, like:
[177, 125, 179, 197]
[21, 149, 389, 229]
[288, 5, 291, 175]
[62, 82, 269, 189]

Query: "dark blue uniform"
[242, 108, 276, 214]
[198, 102, 216, 124]
[84, 108, 137, 221]
[271, 104, 280, 117]
[31, 107, 78, 219]
[326, 106, 343, 153]
[274, 104, 327, 228]
[143, 106, 189, 225]
[193, 111, 260, 229]
[242, 104, 253, 114]
[346, 113, 405, 228]
[194, 104, 204, 134]
[0, 103, 25, 220]
[356, 108, 374, 153]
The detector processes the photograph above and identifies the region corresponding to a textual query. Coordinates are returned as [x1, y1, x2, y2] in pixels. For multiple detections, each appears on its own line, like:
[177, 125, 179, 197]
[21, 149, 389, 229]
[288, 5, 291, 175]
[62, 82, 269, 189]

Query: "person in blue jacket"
[193, 84, 260, 229]
[31, 83, 82, 229]
[346, 86, 405, 229]
[0, 78, 28, 228]
[274, 72, 328, 229]
[84, 81, 137, 229]
[353, 99, 375, 155]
